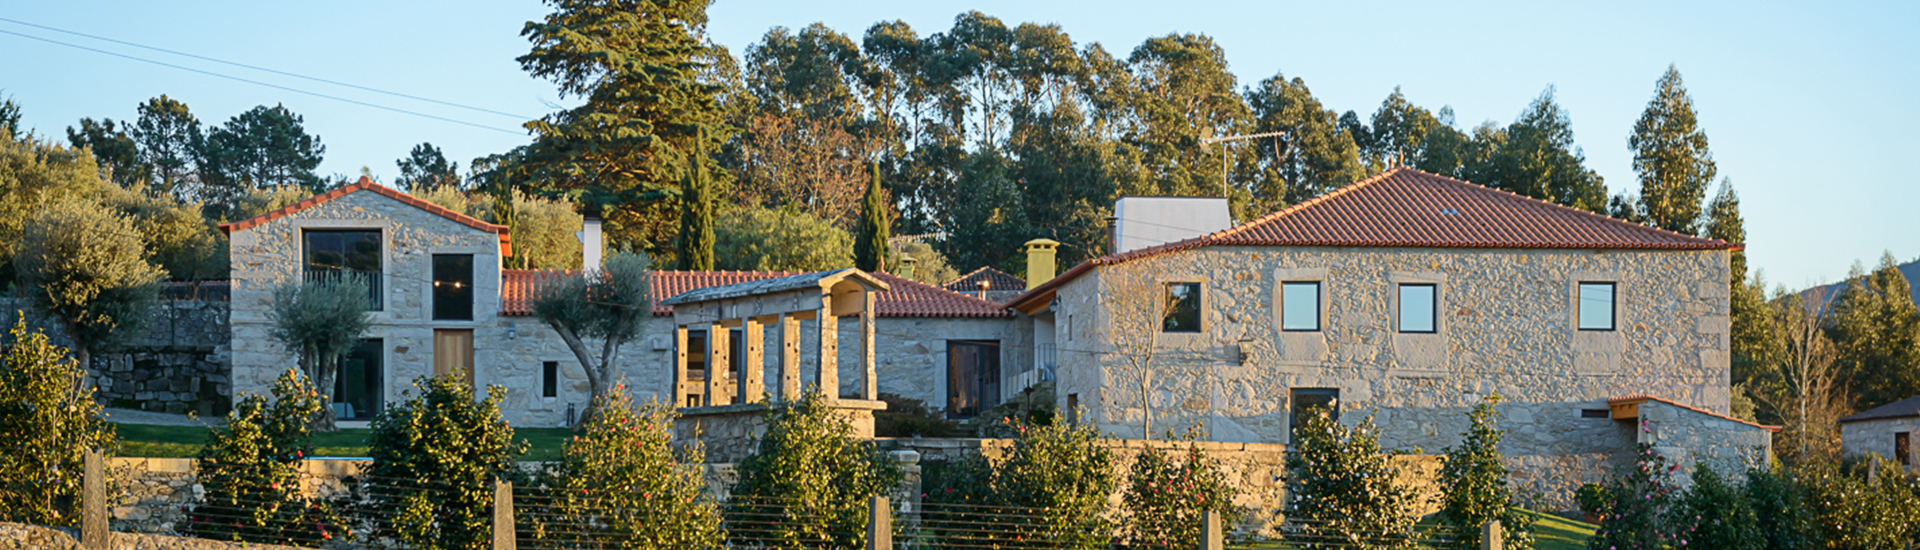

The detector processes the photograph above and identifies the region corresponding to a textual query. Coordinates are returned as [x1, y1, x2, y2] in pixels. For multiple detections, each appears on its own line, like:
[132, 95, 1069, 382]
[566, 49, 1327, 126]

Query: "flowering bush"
[353, 375, 525, 550]
[0, 317, 117, 526]
[1677, 464, 1760, 550]
[1587, 424, 1693, 550]
[1120, 429, 1237, 549]
[726, 391, 901, 549]
[1434, 397, 1534, 550]
[1283, 410, 1418, 550]
[921, 418, 1117, 549]
[527, 385, 722, 549]
[187, 368, 342, 545]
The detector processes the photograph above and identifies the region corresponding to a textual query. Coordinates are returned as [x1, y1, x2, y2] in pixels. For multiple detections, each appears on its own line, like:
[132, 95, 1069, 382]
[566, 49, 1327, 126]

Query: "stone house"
[1005, 168, 1777, 504]
[1839, 395, 1920, 472]
[222, 178, 1026, 427]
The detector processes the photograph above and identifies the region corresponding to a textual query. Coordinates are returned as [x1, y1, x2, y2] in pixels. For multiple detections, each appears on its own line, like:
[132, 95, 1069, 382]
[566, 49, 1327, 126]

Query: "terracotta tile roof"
[1008, 168, 1739, 313]
[945, 267, 1026, 294]
[217, 176, 512, 256]
[1609, 394, 1782, 432]
[500, 269, 1010, 318]
[1839, 394, 1920, 423]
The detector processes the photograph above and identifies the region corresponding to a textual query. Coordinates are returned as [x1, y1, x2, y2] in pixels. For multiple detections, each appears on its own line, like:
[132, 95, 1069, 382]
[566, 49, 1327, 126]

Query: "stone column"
[816, 299, 839, 399]
[739, 316, 766, 403]
[673, 326, 689, 408]
[781, 313, 802, 401]
[861, 291, 877, 400]
[706, 323, 731, 406]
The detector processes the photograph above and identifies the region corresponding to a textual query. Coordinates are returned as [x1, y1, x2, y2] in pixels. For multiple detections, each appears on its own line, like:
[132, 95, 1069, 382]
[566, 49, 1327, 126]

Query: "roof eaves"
[1609, 394, 1782, 432]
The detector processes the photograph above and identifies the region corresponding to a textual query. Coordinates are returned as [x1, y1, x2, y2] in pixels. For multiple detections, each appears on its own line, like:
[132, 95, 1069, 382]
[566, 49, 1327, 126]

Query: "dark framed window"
[542, 361, 559, 398]
[334, 339, 383, 420]
[1162, 282, 1202, 333]
[1289, 388, 1339, 444]
[1398, 283, 1436, 333]
[304, 230, 382, 310]
[1578, 282, 1616, 331]
[1282, 281, 1321, 332]
[1898, 432, 1911, 466]
[947, 340, 1002, 418]
[1581, 408, 1611, 418]
[432, 254, 474, 320]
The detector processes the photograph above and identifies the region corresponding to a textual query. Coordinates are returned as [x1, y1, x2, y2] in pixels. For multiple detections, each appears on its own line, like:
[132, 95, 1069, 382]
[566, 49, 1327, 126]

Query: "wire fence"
[1226, 517, 1468, 550]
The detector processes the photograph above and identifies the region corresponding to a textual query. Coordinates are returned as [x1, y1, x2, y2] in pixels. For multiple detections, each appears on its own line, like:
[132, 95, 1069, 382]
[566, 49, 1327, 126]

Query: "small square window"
[1282, 281, 1320, 332]
[1578, 282, 1616, 331]
[1162, 283, 1202, 333]
[1289, 388, 1339, 444]
[1398, 284, 1436, 333]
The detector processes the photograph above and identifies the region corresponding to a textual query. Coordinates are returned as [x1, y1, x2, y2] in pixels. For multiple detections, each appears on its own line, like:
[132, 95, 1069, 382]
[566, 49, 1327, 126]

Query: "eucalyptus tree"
[1245, 73, 1365, 212]
[1123, 33, 1252, 201]
[1629, 65, 1716, 234]
[1469, 88, 1606, 212]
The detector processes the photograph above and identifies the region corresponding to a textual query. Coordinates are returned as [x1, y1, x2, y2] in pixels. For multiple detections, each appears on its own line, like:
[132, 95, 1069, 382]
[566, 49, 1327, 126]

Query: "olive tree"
[14, 198, 164, 371]
[266, 275, 371, 431]
[530, 249, 654, 422]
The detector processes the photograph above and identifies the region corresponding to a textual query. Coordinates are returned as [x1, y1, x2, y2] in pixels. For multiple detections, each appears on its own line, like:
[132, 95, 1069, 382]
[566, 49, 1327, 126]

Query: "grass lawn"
[116, 423, 573, 461]
[1232, 508, 1595, 549]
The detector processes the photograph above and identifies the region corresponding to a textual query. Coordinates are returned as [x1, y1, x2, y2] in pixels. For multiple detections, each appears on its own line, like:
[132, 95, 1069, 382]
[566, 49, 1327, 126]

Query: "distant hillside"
[1800, 258, 1920, 307]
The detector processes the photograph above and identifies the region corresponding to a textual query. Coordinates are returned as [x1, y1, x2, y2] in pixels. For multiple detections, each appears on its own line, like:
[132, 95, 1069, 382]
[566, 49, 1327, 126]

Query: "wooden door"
[434, 329, 474, 386]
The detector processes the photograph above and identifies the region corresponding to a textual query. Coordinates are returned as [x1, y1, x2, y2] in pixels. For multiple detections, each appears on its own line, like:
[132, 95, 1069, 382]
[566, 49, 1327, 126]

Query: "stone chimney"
[576, 207, 603, 271]
[1024, 238, 1060, 290]
[899, 256, 919, 280]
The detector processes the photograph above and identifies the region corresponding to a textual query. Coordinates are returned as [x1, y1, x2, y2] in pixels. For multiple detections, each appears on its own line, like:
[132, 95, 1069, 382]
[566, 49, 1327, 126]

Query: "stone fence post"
[83, 449, 106, 549]
[493, 479, 515, 550]
[1199, 510, 1223, 550]
[866, 495, 891, 550]
[1482, 520, 1503, 550]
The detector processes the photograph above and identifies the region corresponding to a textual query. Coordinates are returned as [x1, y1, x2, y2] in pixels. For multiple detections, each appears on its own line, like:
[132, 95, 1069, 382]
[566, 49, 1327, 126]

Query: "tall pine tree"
[131, 96, 203, 201]
[1629, 66, 1716, 235]
[853, 161, 889, 272]
[677, 133, 715, 271]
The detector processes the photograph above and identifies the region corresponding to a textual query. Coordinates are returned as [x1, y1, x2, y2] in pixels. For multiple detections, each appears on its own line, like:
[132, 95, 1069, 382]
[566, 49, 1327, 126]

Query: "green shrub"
[353, 375, 525, 550]
[725, 391, 901, 549]
[527, 385, 722, 549]
[991, 420, 1118, 549]
[1799, 457, 1920, 549]
[1741, 467, 1817, 550]
[1120, 431, 1237, 549]
[1284, 410, 1419, 550]
[1574, 484, 1608, 519]
[714, 206, 854, 272]
[1678, 464, 1760, 550]
[1587, 432, 1691, 550]
[874, 392, 958, 438]
[970, 381, 1055, 437]
[0, 317, 117, 526]
[1434, 398, 1534, 550]
[187, 369, 342, 545]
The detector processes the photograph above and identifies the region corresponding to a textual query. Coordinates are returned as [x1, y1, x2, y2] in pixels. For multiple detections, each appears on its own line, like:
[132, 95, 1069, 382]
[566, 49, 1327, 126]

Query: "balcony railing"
[305, 269, 383, 311]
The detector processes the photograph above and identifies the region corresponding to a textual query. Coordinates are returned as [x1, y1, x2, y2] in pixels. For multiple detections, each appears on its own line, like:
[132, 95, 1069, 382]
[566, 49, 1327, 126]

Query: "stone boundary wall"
[0, 522, 306, 550]
[1, 299, 232, 416]
[878, 437, 1443, 537]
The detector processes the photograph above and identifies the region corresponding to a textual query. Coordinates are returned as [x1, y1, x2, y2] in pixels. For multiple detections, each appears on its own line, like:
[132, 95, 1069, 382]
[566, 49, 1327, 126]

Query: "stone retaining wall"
[0, 522, 306, 550]
[2, 299, 232, 416]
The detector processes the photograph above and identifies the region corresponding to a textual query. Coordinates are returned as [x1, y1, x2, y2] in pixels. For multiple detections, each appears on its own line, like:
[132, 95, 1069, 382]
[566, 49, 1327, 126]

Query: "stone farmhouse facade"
[1006, 168, 1777, 502]
[1839, 394, 1920, 472]
[221, 178, 1024, 428]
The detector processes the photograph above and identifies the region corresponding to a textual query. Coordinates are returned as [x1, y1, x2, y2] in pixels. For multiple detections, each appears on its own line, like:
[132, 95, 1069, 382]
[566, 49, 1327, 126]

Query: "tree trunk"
[549, 323, 605, 428]
[308, 349, 339, 432]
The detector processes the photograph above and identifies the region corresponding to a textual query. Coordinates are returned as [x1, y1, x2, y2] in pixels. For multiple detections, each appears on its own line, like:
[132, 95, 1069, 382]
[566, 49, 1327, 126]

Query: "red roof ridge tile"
[1608, 394, 1781, 432]
[218, 176, 509, 236]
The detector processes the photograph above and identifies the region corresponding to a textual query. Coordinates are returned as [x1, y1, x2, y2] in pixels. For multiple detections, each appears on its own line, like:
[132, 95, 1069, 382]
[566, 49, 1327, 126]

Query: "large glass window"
[947, 340, 1002, 418]
[432, 254, 474, 320]
[304, 230, 382, 310]
[1399, 284, 1436, 333]
[1578, 282, 1616, 331]
[1289, 387, 1339, 444]
[334, 339, 382, 420]
[1282, 281, 1321, 331]
[1162, 283, 1202, 333]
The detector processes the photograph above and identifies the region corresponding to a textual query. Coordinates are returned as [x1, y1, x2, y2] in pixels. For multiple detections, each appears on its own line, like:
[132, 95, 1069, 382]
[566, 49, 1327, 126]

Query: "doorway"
[947, 340, 1002, 418]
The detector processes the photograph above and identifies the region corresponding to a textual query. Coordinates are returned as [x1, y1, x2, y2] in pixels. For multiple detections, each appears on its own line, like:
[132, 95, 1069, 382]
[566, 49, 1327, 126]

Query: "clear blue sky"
[4, 1, 1915, 288]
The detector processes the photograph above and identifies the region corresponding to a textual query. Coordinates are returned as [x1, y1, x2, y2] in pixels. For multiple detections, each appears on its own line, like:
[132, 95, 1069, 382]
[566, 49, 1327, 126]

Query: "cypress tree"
[677, 136, 715, 271]
[854, 162, 889, 272]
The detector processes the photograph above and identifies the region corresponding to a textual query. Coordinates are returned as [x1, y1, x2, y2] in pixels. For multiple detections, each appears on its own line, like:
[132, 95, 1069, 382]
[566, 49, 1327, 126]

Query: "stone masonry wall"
[2, 299, 231, 416]
[1050, 245, 1735, 509]
[0, 522, 307, 550]
[1636, 400, 1773, 484]
[1840, 416, 1920, 473]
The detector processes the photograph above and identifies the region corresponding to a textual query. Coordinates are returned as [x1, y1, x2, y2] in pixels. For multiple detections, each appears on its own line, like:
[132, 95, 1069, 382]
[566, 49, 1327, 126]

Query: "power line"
[0, 16, 536, 121]
[0, 28, 525, 135]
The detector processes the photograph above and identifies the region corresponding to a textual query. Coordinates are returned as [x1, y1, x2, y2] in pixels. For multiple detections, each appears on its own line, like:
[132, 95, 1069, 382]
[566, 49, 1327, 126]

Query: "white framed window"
[1578, 282, 1616, 331]
[1281, 281, 1321, 332]
[1398, 283, 1436, 333]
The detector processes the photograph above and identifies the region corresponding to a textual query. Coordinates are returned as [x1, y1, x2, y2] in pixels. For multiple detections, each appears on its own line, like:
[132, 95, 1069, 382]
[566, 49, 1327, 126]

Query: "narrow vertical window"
[1398, 283, 1436, 333]
[432, 254, 474, 320]
[1289, 387, 1339, 444]
[1162, 282, 1202, 333]
[542, 361, 559, 398]
[1282, 281, 1321, 331]
[1578, 282, 1616, 331]
[1898, 432, 1911, 466]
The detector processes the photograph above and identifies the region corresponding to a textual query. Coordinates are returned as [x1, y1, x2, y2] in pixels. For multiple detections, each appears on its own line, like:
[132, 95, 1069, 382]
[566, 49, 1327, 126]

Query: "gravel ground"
[104, 407, 225, 427]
